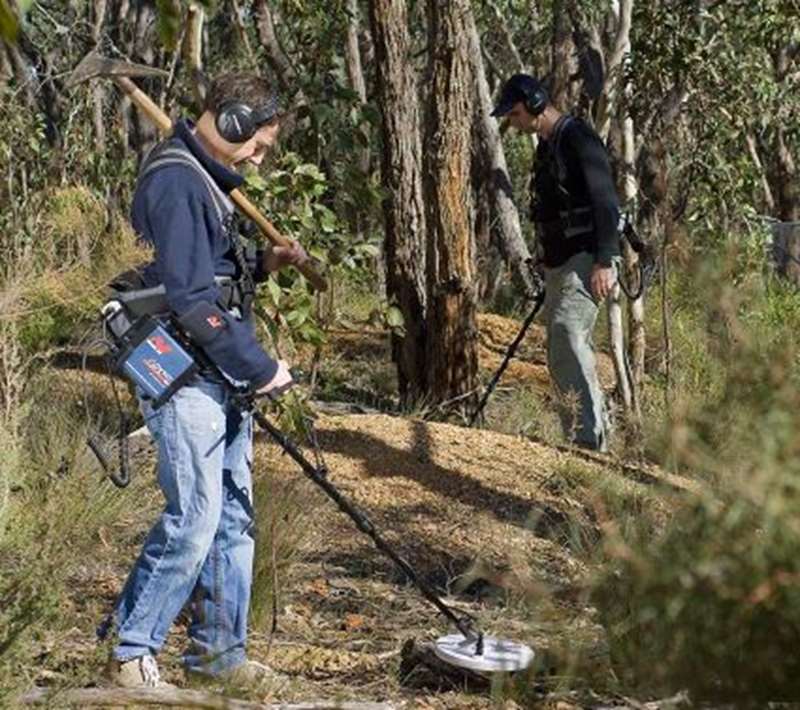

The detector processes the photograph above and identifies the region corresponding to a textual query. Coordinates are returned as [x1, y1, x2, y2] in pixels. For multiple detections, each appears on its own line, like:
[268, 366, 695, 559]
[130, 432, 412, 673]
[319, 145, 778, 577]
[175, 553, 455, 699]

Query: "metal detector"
[95, 300, 535, 674]
[238, 393, 535, 674]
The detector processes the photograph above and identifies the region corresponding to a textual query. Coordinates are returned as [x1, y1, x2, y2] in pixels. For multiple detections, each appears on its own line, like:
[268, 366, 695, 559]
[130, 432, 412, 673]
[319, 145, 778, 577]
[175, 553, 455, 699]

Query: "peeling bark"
[91, 0, 107, 151]
[424, 0, 478, 406]
[345, 0, 370, 175]
[466, 8, 537, 301]
[185, 3, 206, 107]
[368, 0, 428, 402]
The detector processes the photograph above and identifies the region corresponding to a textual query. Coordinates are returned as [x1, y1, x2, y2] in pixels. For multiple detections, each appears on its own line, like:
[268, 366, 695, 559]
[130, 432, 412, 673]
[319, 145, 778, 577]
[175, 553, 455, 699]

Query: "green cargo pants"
[543, 251, 611, 452]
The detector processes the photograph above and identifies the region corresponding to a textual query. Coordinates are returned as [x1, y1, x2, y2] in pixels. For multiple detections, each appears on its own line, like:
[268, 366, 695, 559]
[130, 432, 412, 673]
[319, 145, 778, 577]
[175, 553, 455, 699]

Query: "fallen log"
[19, 686, 395, 710]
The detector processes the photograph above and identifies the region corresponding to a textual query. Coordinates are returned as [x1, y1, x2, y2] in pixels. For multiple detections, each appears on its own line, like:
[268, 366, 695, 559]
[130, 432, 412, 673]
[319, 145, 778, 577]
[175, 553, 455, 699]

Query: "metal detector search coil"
[434, 633, 534, 673]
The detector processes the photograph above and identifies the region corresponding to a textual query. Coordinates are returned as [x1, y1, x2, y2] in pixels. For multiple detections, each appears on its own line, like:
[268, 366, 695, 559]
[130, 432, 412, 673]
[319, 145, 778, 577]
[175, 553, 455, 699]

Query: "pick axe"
[66, 52, 328, 292]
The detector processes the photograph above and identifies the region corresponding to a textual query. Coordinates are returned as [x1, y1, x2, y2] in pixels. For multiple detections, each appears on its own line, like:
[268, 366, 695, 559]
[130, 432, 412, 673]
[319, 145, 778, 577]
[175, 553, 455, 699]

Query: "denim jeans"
[544, 251, 611, 452]
[108, 376, 256, 674]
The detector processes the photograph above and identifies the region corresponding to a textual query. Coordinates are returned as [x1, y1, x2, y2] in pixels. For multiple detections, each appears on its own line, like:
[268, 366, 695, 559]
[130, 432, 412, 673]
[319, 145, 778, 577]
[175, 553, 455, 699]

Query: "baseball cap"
[491, 74, 545, 117]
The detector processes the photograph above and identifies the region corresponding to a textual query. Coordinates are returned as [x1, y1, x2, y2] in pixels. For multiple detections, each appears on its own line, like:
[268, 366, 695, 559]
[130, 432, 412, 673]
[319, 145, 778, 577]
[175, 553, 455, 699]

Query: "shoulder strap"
[139, 140, 258, 303]
[551, 115, 575, 191]
[139, 142, 234, 226]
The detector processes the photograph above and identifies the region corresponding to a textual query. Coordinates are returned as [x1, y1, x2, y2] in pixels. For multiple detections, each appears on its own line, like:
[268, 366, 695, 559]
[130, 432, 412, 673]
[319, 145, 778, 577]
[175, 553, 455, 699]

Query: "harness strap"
[140, 142, 235, 224]
[138, 141, 257, 314]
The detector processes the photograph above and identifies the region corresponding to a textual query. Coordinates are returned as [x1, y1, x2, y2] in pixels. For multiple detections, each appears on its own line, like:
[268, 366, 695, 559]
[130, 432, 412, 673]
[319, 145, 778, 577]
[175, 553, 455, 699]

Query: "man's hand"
[263, 240, 309, 272]
[256, 359, 294, 400]
[590, 264, 617, 301]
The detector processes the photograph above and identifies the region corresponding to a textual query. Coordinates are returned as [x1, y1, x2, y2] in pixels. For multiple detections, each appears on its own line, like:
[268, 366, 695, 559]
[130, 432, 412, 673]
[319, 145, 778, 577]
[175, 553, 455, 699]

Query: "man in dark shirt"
[492, 73, 621, 451]
[102, 73, 306, 688]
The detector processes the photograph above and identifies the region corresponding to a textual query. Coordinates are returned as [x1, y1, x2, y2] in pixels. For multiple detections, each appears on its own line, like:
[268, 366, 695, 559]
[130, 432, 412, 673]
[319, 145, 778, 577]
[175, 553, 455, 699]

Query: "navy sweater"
[131, 120, 278, 388]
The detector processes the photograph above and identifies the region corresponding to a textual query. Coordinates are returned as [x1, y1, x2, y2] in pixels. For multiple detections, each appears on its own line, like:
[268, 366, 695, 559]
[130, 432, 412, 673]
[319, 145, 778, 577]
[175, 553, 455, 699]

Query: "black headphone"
[515, 75, 549, 116]
[215, 95, 280, 144]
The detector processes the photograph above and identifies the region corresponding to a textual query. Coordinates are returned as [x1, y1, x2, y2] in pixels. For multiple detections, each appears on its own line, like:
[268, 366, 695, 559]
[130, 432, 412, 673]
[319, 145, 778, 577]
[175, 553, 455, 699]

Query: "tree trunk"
[622, 111, 645, 397]
[0, 41, 13, 97]
[345, 0, 370, 176]
[595, 0, 633, 141]
[607, 286, 632, 411]
[254, 0, 299, 92]
[550, 0, 579, 109]
[423, 0, 478, 406]
[367, 0, 428, 403]
[184, 3, 207, 108]
[91, 0, 107, 152]
[466, 7, 538, 301]
[129, 0, 159, 162]
[230, 0, 256, 63]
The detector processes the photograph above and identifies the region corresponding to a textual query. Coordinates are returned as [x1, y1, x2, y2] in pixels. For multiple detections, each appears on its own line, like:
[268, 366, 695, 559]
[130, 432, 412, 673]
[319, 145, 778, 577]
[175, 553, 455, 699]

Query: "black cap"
[491, 74, 545, 117]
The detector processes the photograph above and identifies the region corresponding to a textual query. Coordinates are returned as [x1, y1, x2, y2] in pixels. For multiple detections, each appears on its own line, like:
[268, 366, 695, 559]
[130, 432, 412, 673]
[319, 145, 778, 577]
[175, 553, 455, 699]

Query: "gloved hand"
[256, 359, 294, 400]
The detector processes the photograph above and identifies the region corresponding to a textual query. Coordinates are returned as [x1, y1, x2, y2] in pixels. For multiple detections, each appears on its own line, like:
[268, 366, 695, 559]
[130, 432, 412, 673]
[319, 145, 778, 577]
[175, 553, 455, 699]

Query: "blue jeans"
[108, 376, 256, 674]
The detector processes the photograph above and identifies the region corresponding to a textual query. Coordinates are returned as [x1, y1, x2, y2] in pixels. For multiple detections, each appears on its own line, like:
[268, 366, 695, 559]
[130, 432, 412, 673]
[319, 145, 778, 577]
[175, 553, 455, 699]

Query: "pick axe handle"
[114, 76, 328, 292]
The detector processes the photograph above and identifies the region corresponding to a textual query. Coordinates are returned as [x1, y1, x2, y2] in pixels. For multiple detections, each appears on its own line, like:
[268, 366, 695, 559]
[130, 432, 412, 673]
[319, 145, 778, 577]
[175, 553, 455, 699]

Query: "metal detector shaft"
[468, 287, 546, 427]
[247, 404, 477, 641]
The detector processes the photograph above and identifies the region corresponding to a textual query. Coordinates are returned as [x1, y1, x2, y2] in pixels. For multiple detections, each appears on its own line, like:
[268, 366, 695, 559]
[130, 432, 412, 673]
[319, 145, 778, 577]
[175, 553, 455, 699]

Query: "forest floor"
[15, 313, 694, 709]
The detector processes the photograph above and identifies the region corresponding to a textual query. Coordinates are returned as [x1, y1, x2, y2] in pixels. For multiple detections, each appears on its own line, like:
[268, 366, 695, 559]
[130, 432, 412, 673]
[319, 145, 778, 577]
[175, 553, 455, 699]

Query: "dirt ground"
[22, 313, 689, 708]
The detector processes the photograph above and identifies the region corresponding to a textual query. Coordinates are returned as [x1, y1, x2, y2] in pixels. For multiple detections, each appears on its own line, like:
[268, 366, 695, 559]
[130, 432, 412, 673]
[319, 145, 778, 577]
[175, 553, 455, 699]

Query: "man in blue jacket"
[103, 73, 306, 688]
[493, 74, 621, 452]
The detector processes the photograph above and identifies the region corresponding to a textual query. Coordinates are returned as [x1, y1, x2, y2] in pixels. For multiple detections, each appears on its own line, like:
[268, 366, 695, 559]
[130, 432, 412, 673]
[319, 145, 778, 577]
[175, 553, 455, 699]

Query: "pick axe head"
[66, 51, 169, 89]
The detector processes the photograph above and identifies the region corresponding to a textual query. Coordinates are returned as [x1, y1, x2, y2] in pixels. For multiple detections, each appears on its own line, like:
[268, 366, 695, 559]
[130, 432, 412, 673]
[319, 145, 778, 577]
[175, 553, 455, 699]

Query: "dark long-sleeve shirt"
[531, 117, 621, 267]
[131, 119, 277, 388]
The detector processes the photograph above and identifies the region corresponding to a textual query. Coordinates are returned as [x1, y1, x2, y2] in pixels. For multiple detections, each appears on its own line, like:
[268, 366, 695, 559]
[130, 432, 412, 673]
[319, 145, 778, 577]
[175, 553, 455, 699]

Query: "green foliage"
[0, 373, 131, 701]
[0, 0, 31, 42]
[245, 152, 379, 349]
[629, 0, 800, 235]
[595, 245, 800, 701]
[155, 0, 216, 49]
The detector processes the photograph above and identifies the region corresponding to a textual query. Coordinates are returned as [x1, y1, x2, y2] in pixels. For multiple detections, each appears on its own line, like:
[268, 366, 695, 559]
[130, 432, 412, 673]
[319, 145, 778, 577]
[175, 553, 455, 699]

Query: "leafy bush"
[595, 247, 800, 701]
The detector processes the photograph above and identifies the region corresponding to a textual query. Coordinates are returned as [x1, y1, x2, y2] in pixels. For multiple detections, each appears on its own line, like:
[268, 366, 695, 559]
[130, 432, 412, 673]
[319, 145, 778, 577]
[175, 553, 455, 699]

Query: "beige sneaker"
[223, 660, 288, 689]
[109, 655, 176, 688]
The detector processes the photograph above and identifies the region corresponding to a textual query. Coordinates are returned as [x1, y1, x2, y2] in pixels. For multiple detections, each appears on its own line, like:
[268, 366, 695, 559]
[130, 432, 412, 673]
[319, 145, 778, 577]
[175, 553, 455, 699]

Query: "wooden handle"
[113, 76, 328, 292]
[229, 189, 328, 291]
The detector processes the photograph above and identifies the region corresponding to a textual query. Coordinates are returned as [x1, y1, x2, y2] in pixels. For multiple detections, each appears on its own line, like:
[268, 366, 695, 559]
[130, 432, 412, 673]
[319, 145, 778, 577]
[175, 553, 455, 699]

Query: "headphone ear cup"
[215, 101, 256, 143]
[526, 87, 549, 116]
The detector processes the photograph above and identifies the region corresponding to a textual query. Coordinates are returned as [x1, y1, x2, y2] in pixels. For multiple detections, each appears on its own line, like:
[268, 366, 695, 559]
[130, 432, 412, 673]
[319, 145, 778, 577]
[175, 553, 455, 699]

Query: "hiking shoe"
[109, 655, 176, 688]
[217, 660, 288, 690]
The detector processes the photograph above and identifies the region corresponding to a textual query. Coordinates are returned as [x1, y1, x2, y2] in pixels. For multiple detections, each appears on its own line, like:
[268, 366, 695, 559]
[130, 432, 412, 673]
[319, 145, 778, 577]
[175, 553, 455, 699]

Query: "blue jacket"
[131, 119, 278, 388]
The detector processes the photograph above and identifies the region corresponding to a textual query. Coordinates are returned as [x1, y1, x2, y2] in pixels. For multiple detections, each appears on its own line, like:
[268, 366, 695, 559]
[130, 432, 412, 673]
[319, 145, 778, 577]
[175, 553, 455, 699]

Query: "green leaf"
[386, 306, 405, 329]
[245, 173, 268, 191]
[0, 0, 21, 42]
[266, 277, 282, 306]
[293, 163, 325, 181]
[359, 243, 380, 258]
[155, 0, 183, 50]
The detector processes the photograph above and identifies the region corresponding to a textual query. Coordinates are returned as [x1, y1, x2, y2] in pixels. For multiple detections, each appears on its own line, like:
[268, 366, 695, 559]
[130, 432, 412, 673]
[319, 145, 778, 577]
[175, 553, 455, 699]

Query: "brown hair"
[204, 73, 277, 115]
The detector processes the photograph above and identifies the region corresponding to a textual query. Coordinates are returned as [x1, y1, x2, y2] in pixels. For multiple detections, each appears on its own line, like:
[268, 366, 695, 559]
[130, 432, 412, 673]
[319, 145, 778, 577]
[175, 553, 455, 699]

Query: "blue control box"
[118, 318, 198, 409]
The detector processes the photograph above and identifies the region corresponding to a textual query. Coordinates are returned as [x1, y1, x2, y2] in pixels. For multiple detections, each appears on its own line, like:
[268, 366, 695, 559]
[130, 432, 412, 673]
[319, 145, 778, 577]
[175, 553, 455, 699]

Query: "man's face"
[227, 120, 280, 168]
[506, 101, 539, 134]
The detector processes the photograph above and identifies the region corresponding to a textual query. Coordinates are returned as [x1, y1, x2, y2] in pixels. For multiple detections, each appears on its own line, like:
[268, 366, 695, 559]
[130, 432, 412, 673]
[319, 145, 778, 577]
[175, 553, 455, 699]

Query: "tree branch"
[19, 687, 395, 710]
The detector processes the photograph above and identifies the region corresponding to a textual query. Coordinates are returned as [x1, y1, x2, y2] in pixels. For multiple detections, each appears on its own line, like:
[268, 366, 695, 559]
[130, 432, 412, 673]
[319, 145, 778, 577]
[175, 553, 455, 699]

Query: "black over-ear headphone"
[515, 75, 549, 117]
[215, 94, 280, 144]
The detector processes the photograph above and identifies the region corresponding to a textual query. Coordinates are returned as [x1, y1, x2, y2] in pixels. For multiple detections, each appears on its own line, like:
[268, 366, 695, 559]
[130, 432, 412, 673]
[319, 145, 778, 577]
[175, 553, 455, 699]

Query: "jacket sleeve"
[138, 168, 278, 388]
[569, 126, 621, 267]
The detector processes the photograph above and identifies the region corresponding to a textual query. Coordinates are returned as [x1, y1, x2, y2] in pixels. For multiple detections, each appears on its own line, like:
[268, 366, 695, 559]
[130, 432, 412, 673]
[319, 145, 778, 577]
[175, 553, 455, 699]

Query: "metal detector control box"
[110, 310, 199, 409]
